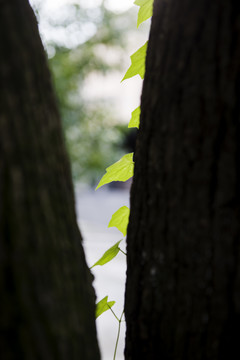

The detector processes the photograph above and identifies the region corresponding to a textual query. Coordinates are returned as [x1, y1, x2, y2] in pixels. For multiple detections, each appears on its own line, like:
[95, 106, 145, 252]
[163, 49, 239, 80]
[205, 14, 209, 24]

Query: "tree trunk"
[125, 0, 240, 359]
[0, 1, 100, 359]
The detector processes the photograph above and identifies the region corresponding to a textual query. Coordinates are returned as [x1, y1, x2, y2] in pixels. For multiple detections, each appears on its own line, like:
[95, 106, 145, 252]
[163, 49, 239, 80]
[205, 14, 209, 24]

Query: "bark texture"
[125, 0, 240, 359]
[0, 1, 100, 359]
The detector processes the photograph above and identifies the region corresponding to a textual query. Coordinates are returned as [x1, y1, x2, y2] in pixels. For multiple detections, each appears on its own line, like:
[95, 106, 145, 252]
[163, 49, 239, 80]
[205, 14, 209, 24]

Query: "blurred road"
[75, 185, 130, 360]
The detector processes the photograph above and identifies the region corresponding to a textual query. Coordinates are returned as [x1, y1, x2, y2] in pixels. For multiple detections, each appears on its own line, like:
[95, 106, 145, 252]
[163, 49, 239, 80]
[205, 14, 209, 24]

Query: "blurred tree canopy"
[31, 0, 137, 183]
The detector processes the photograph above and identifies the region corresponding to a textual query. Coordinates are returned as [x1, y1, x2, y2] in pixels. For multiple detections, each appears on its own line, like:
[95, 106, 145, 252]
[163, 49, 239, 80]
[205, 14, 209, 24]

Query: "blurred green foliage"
[32, 0, 136, 183]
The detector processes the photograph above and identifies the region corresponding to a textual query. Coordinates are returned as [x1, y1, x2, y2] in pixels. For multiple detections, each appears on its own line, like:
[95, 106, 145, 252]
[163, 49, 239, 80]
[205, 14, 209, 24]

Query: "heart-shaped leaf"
[90, 240, 122, 269]
[96, 296, 115, 318]
[96, 153, 134, 190]
[134, 0, 154, 28]
[128, 106, 140, 128]
[121, 42, 148, 81]
[108, 206, 130, 236]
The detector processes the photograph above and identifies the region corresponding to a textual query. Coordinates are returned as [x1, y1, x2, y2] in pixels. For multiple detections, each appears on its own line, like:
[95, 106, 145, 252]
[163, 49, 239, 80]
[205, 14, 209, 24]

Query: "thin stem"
[119, 248, 127, 256]
[108, 304, 120, 322]
[113, 310, 124, 360]
[120, 310, 124, 322]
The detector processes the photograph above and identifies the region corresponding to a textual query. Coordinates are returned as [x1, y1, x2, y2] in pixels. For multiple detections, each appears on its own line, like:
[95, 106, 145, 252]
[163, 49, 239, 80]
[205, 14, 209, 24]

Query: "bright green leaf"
[121, 42, 148, 81]
[134, 0, 154, 27]
[96, 153, 134, 190]
[128, 106, 141, 128]
[90, 240, 122, 269]
[96, 296, 115, 318]
[108, 206, 130, 236]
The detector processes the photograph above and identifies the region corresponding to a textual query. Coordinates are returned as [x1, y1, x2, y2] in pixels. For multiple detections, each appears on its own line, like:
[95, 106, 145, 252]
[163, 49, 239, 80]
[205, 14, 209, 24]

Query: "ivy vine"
[90, 1, 154, 358]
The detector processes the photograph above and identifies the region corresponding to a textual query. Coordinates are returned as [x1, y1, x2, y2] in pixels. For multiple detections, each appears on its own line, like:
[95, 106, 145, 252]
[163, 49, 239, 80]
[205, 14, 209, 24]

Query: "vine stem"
[113, 310, 124, 360]
[119, 248, 127, 256]
[108, 304, 120, 322]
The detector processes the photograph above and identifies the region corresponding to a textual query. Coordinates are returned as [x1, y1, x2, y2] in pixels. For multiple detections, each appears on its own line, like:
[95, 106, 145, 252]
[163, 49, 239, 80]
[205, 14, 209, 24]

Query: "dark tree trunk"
[0, 1, 100, 359]
[125, 0, 240, 359]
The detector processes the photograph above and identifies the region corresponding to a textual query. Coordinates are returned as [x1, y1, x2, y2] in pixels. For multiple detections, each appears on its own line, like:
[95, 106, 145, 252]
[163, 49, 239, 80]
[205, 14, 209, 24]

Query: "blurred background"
[29, 0, 149, 358]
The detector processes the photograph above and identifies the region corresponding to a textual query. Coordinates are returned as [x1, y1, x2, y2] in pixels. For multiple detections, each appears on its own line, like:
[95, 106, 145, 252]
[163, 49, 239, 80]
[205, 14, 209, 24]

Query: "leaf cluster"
[92, 0, 154, 326]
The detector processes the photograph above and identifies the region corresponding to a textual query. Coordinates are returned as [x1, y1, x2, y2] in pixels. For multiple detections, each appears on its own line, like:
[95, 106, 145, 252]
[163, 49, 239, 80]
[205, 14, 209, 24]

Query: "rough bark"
[125, 0, 240, 359]
[0, 1, 100, 359]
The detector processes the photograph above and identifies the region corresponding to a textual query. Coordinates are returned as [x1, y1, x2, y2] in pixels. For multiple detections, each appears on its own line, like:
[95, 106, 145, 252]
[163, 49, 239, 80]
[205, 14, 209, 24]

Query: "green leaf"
[90, 240, 122, 269]
[96, 296, 116, 318]
[134, 0, 154, 27]
[128, 106, 141, 128]
[121, 42, 148, 81]
[108, 206, 130, 236]
[96, 153, 134, 190]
